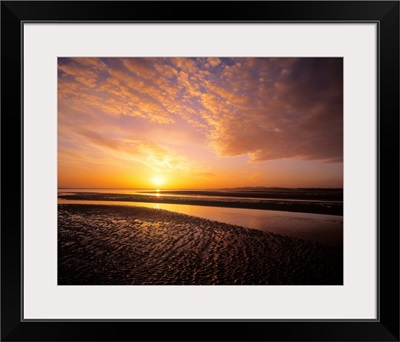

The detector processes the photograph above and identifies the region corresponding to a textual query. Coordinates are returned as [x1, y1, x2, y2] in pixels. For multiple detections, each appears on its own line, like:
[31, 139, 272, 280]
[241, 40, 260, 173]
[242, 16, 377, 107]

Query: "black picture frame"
[1, 1, 399, 341]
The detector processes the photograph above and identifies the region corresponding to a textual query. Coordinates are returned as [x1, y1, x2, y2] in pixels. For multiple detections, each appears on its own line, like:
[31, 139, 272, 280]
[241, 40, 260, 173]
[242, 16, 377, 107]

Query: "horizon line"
[58, 186, 344, 190]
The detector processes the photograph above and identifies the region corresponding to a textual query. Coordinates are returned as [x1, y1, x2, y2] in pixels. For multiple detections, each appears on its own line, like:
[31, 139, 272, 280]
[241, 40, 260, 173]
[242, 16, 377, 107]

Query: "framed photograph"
[1, 1, 399, 341]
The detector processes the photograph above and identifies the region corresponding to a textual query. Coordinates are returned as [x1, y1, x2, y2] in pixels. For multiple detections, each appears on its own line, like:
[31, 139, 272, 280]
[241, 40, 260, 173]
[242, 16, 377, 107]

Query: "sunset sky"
[58, 57, 343, 189]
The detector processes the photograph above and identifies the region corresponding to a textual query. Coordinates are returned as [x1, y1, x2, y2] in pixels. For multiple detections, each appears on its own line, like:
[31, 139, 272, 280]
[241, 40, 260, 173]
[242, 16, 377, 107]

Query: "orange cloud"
[207, 57, 221, 67]
[58, 57, 343, 169]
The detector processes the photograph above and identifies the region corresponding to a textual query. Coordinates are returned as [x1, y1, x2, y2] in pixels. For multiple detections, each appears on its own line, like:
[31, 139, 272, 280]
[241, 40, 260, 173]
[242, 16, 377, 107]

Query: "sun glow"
[58, 57, 343, 190]
[152, 175, 165, 187]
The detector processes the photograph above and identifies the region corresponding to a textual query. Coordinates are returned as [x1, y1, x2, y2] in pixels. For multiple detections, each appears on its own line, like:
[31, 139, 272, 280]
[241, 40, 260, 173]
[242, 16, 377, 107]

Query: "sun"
[152, 175, 165, 187]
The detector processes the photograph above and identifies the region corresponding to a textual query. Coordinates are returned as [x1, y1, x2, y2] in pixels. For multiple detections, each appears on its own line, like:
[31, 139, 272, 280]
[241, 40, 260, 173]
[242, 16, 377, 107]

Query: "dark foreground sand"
[58, 204, 343, 285]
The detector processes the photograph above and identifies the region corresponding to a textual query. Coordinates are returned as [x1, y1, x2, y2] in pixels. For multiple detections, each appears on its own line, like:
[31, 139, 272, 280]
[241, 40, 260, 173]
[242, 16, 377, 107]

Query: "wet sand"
[58, 192, 343, 216]
[139, 188, 343, 201]
[58, 204, 343, 285]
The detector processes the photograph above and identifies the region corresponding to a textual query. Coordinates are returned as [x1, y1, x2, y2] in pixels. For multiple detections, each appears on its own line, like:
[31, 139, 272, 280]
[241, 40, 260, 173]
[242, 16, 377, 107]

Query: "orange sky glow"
[58, 57, 343, 189]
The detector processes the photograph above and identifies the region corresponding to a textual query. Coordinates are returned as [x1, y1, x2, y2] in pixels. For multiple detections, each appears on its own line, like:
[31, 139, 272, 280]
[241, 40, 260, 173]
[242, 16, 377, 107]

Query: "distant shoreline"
[58, 187, 344, 192]
[138, 189, 343, 201]
[58, 191, 343, 216]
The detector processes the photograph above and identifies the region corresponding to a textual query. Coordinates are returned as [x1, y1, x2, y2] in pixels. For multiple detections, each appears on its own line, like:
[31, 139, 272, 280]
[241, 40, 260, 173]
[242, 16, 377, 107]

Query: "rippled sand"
[58, 204, 343, 285]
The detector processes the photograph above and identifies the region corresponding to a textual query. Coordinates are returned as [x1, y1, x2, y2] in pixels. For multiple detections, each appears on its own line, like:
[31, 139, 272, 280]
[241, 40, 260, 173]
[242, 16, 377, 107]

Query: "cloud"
[171, 58, 198, 74]
[207, 57, 221, 67]
[193, 58, 343, 163]
[122, 58, 157, 79]
[58, 57, 343, 165]
[60, 124, 195, 175]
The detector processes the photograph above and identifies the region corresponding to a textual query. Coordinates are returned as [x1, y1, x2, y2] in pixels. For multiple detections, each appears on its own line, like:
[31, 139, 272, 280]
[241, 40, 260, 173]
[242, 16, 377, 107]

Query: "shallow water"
[58, 198, 342, 246]
[58, 188, 342, 203]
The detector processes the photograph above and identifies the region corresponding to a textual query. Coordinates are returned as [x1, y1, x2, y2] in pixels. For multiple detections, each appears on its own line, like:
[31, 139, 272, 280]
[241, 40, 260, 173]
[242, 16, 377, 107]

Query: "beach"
[58, 190, 343, 216]
[58, 204, 343, 285]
